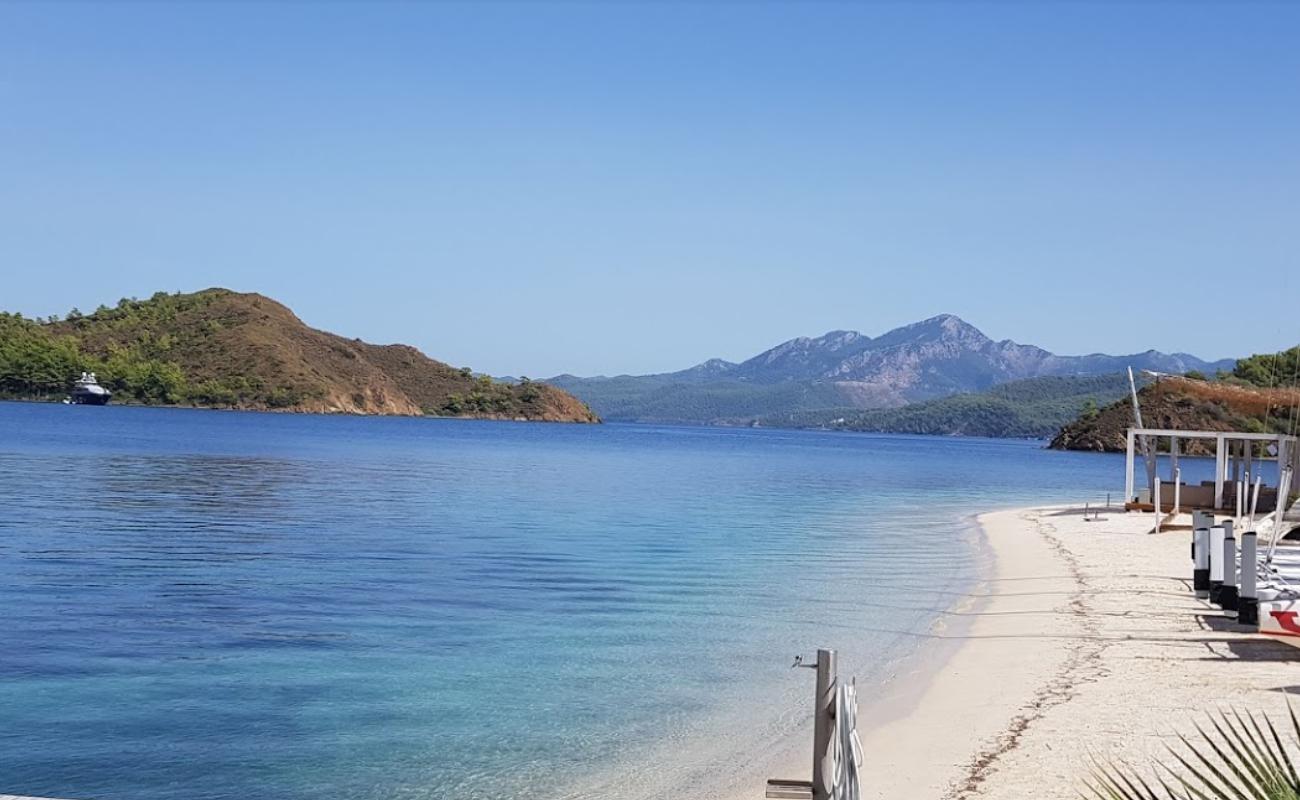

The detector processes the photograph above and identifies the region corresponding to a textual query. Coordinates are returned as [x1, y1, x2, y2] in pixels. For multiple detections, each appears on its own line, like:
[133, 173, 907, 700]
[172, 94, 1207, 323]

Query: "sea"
[0, 402, 1126, 800]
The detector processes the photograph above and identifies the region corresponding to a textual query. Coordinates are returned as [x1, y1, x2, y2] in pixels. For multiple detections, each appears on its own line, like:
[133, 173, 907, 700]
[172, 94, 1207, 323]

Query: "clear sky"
[2, 2, 1297, 377]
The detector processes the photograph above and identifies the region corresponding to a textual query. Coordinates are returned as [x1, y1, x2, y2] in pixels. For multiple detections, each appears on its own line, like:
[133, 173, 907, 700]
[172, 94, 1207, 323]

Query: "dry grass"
[1166, 376, 1300, 419]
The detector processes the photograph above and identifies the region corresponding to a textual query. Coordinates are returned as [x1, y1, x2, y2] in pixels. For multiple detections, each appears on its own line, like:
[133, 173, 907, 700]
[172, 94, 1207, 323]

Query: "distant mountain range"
[759, 373, 1151, 439]
[548, 314, 1234, 425]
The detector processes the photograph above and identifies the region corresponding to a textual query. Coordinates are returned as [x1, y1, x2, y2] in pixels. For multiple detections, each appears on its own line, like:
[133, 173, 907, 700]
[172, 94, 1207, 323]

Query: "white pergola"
[1124, 427, 1299, 510]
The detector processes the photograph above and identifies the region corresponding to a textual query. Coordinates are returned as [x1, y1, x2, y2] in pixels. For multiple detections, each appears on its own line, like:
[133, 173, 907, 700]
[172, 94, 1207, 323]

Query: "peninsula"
[1051, 350, 1300, 452]
[0, 289, 599, 423]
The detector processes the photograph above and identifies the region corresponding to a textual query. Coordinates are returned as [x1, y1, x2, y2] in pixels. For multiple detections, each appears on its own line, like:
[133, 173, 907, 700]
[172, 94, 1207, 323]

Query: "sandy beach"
[726, 504, 1300, 800]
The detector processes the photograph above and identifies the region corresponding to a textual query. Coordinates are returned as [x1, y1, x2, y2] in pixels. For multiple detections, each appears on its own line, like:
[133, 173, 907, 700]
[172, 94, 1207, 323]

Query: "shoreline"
[722, 502, 1300, 800]
[716, 505, 1070, 800]
[856, 506, 1088, 799]
[0, 397, 600, 423]
[555, 512, 994, 800]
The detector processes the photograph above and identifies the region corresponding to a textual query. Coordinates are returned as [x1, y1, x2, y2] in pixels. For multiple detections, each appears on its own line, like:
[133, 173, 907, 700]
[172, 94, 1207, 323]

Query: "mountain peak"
[548, 312, 1235, 424]
[687, 358, 738, 373]
[812, 330, 868, 348]
[918, 313, 977, 333]
[869, 313, 990, 350]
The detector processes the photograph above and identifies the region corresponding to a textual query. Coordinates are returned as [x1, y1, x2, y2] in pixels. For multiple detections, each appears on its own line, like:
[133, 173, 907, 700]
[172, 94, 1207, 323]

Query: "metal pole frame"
[812, 649, 837, 800]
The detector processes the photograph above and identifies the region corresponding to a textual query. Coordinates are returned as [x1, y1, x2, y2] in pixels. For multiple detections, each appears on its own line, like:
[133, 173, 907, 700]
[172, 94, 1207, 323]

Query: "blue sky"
[2, 2, 1297, 377]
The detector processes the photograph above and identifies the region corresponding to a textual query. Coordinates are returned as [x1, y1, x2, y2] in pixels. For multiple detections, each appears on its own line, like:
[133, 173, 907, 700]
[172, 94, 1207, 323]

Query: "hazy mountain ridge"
[762, 373, 1148, 439]
[550, 314, 1233, 425]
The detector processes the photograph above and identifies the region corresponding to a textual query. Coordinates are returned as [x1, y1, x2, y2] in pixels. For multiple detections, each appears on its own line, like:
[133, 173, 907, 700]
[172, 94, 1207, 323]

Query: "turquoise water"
[0, 403, 1123, 799]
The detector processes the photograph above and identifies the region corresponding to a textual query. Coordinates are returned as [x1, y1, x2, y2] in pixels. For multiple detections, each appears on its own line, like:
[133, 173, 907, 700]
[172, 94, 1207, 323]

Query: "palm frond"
[1087, 703, 1300, 800]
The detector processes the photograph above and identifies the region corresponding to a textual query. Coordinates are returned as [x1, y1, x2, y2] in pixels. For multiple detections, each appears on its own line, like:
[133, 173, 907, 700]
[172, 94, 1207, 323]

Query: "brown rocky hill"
[1050, 376, 1300, 453]
[356, 341, 598, 422]
[32, 288, 598, 422]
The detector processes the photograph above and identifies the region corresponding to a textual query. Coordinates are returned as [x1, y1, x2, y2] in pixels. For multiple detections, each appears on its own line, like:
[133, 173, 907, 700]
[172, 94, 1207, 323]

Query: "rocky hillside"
[551, 314, 1233, 424]
[1051, 375, 1300, 453]
[0, 289, 598, 422]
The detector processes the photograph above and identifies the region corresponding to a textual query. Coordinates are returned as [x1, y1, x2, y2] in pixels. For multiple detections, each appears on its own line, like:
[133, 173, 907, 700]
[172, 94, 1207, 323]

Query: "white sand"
[725, 505, 1300, 800]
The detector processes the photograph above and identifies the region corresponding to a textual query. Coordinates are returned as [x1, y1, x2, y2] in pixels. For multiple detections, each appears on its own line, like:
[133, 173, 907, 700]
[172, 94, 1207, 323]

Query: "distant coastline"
[0, 289, 599, 424]
[0, 395, 594, 423]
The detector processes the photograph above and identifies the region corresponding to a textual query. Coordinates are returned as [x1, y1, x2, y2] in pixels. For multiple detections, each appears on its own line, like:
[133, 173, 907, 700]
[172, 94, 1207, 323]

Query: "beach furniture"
[1254, 539, 1300, 637]
[1178, 454, 1297, 635]
[1193, 525, 1210, 599]
[1209, 524, 1226, 602]
[1240, 530, 1259, 625]
[1243, 536, 1300, 637]
[1220, 522, 1238, 611]
[1256, 589, 1300, 638]
[1244, 465, 1299, 634]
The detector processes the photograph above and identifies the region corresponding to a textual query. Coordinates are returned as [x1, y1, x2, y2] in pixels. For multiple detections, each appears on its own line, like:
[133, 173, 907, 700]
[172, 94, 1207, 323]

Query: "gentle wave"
[0, 404, 1120, 800]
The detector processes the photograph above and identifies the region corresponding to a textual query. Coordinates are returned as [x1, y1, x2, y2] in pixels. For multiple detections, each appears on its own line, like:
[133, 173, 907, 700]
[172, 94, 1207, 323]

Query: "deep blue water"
[0, 403, 1125, 799]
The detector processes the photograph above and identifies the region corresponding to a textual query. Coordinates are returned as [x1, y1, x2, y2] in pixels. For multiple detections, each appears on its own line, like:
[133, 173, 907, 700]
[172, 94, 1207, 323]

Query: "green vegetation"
[438, 375, 530, 416]
[558, 369, 1153, 436]
[0, 313, 80, 398]
[0, 306, 189, 403]
[554, 375, 849, 424]
[0, 291, 298, 406]
[0, 289, 599, 422]
[762, 374, 1143, 439]
[1053, 345, 1300, 451]
[1086, 702, 1300, 800]
[1230, 346, 1300, 389]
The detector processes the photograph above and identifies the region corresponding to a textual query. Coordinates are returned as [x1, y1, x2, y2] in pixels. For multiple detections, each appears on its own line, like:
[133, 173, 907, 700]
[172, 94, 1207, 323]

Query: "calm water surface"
[0, 403, 1124, 799]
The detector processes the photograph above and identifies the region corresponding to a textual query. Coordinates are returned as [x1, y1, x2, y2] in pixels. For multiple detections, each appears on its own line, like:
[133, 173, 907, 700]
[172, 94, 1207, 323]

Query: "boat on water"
[69, 372, 112, 405]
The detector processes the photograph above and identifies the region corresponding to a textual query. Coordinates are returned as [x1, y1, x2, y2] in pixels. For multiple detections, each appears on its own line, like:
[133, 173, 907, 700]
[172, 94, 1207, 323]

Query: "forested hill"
[757, 373, 1144, 439]
[0, 289, 599, 422]
[543, 373, 848, 425]
[1051, 348, 1300, 452]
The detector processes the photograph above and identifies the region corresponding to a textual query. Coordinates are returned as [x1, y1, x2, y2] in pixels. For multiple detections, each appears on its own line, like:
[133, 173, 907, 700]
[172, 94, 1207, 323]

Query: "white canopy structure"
[1124, 427, 1299, 512]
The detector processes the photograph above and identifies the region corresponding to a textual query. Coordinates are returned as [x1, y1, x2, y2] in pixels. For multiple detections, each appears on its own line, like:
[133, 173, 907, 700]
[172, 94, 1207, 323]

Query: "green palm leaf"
[1086, 701, 1300, 800]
